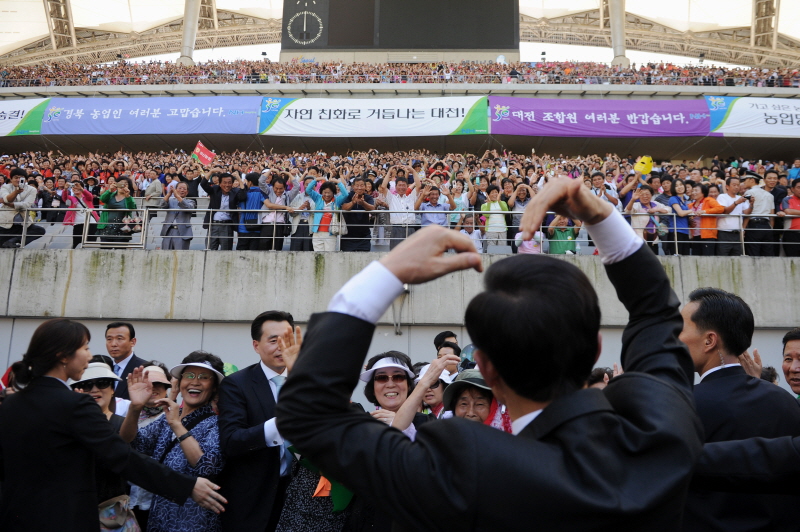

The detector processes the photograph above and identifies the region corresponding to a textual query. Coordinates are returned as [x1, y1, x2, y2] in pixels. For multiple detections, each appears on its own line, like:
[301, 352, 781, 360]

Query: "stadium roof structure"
[0, 0, 798, 67]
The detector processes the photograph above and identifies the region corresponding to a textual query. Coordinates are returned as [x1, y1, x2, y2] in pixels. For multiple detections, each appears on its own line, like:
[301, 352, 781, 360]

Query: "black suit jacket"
[0, 377, 195, 531]
[217, 363, 283, 531]
[683, 367, 800, 532]
[276, 245, 704, 531]
[113, 353, 147, 401]
[200, 178, 241, 228]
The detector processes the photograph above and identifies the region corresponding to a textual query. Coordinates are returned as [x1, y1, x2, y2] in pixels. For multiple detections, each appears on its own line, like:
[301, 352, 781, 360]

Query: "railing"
[3, 207, 797, 257]
[1, 74, 798, 88]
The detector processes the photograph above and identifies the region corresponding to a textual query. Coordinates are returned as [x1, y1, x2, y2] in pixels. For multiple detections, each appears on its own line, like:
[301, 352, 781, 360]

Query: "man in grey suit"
[160, 181, 196, 250]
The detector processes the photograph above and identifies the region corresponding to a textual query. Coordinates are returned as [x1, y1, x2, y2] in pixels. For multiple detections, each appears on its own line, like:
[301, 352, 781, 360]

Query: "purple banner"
[489, 96, 711, 137]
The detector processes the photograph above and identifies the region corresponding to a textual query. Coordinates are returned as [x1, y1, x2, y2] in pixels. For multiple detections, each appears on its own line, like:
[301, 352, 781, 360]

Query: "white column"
[609, 0, 630, 67]
[177, 0, 202, 66]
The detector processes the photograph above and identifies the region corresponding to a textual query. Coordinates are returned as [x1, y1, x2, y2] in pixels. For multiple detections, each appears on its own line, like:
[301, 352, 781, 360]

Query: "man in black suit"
[200, 171, 241, 251]
[217, 311, 295, 531]
[105, 321, 146, 401]
[276, 177, 704, 531]
[679, 288, 800, 531]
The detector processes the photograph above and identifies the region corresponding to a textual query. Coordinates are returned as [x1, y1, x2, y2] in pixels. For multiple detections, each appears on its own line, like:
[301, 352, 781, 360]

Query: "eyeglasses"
[373, 374, 407, 384]
[428, 380, 442, 390]
[72, 378, 115, 392]
[181, 372, 213, 381]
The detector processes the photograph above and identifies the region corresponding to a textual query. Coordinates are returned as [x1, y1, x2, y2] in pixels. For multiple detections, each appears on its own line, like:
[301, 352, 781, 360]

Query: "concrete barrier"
[2, 249, 799, 329]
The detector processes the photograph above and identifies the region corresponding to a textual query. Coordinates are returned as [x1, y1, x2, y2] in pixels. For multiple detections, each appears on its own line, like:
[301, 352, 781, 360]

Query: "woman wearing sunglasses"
[120, 351, 226, 532]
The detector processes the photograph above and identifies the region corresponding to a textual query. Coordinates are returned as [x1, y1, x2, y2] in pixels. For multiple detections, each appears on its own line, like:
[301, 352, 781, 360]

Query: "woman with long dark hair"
[0, 319, 225, 532]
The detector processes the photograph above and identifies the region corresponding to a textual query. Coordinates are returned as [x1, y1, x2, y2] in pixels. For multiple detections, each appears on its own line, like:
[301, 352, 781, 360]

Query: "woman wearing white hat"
[120, 351, 226, 532]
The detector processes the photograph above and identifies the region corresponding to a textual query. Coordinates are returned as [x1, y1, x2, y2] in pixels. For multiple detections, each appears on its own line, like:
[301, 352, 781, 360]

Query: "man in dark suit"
[276, 178, 704, 531]
[679, 288, 800, 531]
[105, 321, 146, 401]
[200, 171, 241, 250]
[217, 311, 295, 531]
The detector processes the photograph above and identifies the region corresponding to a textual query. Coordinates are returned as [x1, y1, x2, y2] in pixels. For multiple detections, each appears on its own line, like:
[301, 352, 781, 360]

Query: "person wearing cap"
[277, 176, 703, 530]
[740, 173, 774, 256]
[442, 369, 512, 432]
[121, 351, 227, 532]
[128, 363, 173, 530]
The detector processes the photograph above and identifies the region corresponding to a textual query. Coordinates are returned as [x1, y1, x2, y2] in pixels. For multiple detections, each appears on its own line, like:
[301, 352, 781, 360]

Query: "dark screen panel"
[328, 0, 376, 46]
[378, 0, 517, 49]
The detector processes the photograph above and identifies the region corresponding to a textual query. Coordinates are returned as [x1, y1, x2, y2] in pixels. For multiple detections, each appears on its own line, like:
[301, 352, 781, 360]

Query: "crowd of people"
[3, 177, 800, 530]
[1, 59, 799, 88]
[2, 148, 799, 255]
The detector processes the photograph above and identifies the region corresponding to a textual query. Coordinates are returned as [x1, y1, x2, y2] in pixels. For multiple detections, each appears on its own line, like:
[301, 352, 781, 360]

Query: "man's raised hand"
[519, 176, 613, 241]
[379, 225, 482, 285]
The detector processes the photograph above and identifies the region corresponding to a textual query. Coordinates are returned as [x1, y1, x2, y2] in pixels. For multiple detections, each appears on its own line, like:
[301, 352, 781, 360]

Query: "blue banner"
[39, 96, 261, 135]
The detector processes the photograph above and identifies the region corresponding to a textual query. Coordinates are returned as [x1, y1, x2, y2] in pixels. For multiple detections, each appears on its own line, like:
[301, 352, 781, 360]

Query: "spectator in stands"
[340, 177, 375, 251]
[788, 158, 800, 181]
[679, 288, 800, 531]
[716, 176, 748, 256]
[782, 328, 800, 396]
[441, 369, 512, 432]
[777, 178, 800, 256]
[625, 185, 669, 252]
[236, 172, 266, 251]
[260, 177, 298, 251]
[129, 363, 173, 530]
[97, 176, 136, 245]
[122, 352, 227, 532]
[61, 179, 99, 249]
[455, 213, 485, 253]
[306, 178, 349, 251]
[379, 174, 418, 250]
[481, 185, 509, 251]
[740, 174, 774, 256]
[142, 169, 164, 220]
[509, 184, 534, 253]
[37, 177, 60, 224]
[547, 214, 580, 255]
[690, 183, 725, 256]
[448, 175, 476, 228]
[416, 184, 455, 231]
[665, 179, 692, 255]
[200, 172, 239, 251]
[288, 176, 315, 251]
[160, 181, 196, 250]
[0, 168, 45, 248]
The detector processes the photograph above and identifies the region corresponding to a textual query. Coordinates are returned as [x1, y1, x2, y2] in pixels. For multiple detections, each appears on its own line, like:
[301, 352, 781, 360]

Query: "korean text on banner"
[489, 96, 712, 137]
[707, 96, 800, 138]
[259, 96, 488, 137]
[0, 98, 49, 136]
[191, 141, 216, 165]
[39, 96, 261, 135]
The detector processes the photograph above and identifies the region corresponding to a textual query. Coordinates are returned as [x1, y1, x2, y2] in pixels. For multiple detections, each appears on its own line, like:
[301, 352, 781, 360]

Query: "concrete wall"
[2, 249, 798, 398]
[2, 249, 799, 328]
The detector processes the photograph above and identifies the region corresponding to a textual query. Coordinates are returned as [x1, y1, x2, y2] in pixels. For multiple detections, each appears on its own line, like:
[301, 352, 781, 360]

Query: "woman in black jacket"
[0, 318, 226, 532]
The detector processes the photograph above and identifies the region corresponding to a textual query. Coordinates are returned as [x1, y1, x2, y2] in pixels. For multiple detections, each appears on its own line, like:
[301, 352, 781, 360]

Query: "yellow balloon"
[634, 156, 653, 174]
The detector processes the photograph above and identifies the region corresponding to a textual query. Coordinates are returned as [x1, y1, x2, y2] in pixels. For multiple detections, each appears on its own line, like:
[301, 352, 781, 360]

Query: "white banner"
[0, 98, 48, 136]
[259, 96, 488, 137]
[708, 96, 800, 138]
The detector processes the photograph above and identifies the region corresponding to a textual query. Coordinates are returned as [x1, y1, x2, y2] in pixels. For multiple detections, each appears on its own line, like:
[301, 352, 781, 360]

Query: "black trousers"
[716, 231, 742, 256]
[744, 220, 772, 257]
[0, 224, 45, 248]
[700, 238, 717, 256]
[289, 222, 313, 251]
[72, 223, 97, 249]
[259, 223, 287, 251]
[665, 232, 690, 255]
[783, 229, 800, 257]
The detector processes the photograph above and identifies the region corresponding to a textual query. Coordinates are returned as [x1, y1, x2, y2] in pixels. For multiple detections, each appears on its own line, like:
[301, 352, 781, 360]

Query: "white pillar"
[177, 0, 202, 66]
[609, 0, 630, 67]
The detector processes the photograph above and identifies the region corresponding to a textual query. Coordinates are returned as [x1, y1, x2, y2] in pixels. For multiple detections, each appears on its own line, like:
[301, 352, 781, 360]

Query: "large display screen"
[282, 0, 518, 49]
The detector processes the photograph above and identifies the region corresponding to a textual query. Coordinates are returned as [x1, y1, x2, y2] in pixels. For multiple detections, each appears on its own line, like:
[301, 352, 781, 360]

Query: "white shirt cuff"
[263, 417, 284, 447]
[327, 261, 405, 324]
[584, 208, 643, 265]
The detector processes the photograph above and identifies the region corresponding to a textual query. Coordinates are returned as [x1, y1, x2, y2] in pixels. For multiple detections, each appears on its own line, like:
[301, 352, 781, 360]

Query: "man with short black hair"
[679, 288, 800, 532]
[201, 172, 241, 251]
[340, 177, 375, 251]
[105, 321, 146, 400]
[278, 177, 703, 530]
[716, 176, 747, 256]
[433, 331, 457, 351]
[218, 310, 296, 532]
[0, 168, 45, 248]
[781, 327, 800, 396]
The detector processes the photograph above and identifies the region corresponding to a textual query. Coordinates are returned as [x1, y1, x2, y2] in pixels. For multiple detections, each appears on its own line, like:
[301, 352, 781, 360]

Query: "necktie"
[270, 375, 293, 475]
[113, 364, 121, 389]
